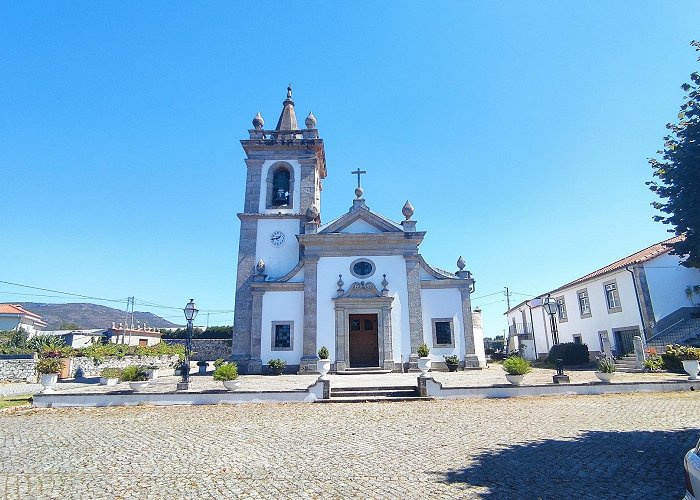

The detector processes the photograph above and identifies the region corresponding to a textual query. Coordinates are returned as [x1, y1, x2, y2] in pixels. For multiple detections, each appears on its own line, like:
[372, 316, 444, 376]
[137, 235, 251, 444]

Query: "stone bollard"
[633, 336, 645, 370]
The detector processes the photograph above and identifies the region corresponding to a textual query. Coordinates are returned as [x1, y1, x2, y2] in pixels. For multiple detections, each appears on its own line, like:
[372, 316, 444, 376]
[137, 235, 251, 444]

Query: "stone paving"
[0, 391, 697, 499]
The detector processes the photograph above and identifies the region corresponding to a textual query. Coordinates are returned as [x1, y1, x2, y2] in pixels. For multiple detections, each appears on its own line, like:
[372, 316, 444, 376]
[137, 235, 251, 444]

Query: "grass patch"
[0, 394, 32, 409]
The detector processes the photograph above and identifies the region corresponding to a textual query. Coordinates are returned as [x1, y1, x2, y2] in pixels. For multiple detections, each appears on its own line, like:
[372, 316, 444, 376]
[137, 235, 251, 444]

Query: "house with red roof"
[506, 236, 700, 360]
[0, 304, 47, 335]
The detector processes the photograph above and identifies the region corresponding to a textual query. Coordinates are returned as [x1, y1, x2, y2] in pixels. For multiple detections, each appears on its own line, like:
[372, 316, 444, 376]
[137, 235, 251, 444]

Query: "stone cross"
[351, 169, 367, 189]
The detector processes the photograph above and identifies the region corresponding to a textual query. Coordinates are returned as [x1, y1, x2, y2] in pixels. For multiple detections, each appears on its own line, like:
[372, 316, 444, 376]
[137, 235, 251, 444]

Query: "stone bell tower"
[232, 86, 327, 373]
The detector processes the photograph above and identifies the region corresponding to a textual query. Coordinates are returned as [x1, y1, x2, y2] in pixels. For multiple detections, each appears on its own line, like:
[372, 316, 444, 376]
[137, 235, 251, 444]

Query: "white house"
[0, 304, 47, 335]
[506, 236, 700, 360]
[39, 325, 163, 348]
[231, 87, 486, 374]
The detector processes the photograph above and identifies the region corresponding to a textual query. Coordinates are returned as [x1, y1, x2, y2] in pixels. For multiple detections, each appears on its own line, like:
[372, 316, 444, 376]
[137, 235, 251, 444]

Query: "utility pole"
[121, 297, 134, 344]
[504, 287, 512, 353]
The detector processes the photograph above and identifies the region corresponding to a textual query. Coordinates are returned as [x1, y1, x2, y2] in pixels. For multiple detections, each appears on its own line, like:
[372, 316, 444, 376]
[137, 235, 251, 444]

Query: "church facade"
[232, 88, 486, 374]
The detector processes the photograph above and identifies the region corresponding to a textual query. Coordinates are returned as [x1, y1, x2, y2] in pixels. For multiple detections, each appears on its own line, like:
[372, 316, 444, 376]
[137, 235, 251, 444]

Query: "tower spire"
[275, 84, 298, 131]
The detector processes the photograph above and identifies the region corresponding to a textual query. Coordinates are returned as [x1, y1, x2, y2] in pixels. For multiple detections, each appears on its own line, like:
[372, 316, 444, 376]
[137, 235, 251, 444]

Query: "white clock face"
[270, 231, 286, 247]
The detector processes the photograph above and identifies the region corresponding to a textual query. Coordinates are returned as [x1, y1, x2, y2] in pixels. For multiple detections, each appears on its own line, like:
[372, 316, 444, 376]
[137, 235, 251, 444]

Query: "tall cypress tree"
[648, 41, 700, 268]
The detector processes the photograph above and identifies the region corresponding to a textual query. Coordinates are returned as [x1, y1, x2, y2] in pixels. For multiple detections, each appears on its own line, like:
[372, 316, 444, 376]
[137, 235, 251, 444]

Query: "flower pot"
[58, 358, 71, 380]
[223, 380, 242, 391]
[198, 364, 208, 375]
[505, 374, 524, 386]
[446, 363, 459, 372]
[40, 373, 58, 393]
[129, 381, 150, 392]
[99, 377, 119, 387]
[270, 366, 284, 376]
[682, 360, 700, 380]
[417, 357, 432, 377]
[147, 368, 159, 380]
[595, 371, 615, 383]
[317, 359, 331, 380]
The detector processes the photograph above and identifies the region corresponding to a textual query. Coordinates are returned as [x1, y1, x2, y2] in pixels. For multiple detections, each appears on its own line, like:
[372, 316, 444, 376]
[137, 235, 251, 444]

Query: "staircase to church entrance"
[320, 385, 432, 403]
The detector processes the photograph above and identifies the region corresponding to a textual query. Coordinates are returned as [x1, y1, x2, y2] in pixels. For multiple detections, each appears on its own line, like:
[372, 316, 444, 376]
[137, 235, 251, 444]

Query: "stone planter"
[100, 377, 119, 387]
[682, 360, 700, 380]
[505, 374, 524, 386]
[147, 368, 159, 380]
[594, 371, 615, 383]
[129, 381, 150, 392]
[197, 363, 208, 375]
[446, 363, 459, 372]
[40, 373, 58, 393]
[223, 380, 242, 391]
[317, 359, 331, 380]
[417, 357, 432, 377]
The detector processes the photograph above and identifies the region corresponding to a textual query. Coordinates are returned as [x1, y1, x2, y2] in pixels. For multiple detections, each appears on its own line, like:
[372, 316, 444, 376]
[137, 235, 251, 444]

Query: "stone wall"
[163, 339, 231, 361]
[0, 355, 37, 383]
[71, 355, 180, 377]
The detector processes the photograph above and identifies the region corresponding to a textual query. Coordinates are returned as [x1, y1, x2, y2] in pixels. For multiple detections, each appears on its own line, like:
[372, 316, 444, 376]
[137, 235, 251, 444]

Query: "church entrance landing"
[349, 314, 379, 368]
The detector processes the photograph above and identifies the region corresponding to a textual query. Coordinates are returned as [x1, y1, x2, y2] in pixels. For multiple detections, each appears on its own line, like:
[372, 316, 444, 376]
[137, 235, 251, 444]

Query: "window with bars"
[432, 318, 455, 348]
[271, 322, 293, 351]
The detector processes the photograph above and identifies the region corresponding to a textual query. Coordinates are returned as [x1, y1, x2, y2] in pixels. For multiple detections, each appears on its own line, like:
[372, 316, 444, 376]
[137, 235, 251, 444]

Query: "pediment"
[339, 281, 382, 298]
[319, 207, 403, 234]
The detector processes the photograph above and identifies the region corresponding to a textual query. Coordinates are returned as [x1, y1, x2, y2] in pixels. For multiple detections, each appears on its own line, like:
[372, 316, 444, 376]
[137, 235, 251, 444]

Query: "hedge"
[546, 342, 589, 366]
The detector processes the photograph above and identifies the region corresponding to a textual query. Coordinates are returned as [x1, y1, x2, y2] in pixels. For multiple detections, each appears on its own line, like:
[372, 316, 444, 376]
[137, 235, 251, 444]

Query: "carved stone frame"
[333, 296, 394, 372]
[265, 161, 295, 210]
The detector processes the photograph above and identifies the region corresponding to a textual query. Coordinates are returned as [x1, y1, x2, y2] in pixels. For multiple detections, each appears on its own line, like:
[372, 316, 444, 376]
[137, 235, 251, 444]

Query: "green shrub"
[417, 343, 430, 357]
[100, 367, 123, 379]
[546, 342, 589, 366]
[644, 356, 665, 372]
[317, 346, 330, 359]
[502, 356, 532, 375]
[213, 362, 239, 381]
[662, 344, 700, 370]
[268, 358, 287, 369]
[444, 355, 459, 365]
[74, 342, 185, 363]
[119, 365, 149, 382]
[596, 355, 616, 373]
[213, 358, 226, 368]
[27, 335, 67, 352]
[36, 358, 62, 374]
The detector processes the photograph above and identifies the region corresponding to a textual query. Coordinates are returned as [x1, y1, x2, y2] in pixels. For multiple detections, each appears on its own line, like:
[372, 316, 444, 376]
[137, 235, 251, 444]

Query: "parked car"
[684, 436, 700, 499]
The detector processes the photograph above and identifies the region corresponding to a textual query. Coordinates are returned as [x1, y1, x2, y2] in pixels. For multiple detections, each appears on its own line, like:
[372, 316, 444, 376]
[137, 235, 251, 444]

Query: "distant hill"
[13, 302, 180, 330]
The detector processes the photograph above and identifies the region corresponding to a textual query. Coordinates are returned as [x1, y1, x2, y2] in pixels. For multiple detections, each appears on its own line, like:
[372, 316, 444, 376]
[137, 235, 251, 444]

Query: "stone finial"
[381, 274, 389, 296]
[306, 204, 320, 221]
[256, 259, 266, 274]
[457, 256, 466, 271]
[252, 112, 264, 130]
[286, 84, 292, 100]
[402, 200, 414, 220]
[337, 274, 344, 296]
[355, 186, 364, 199]
[305, 111, 317, 129]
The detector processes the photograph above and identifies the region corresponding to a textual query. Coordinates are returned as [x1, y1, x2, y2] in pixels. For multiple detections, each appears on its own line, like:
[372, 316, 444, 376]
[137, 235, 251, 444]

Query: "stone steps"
[323, 385, 429, 403]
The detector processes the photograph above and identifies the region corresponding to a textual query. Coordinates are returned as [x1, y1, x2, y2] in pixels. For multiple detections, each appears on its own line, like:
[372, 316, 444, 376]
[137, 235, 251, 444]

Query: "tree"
[57, 321, 80, 330]
[648, 41, 700, 268]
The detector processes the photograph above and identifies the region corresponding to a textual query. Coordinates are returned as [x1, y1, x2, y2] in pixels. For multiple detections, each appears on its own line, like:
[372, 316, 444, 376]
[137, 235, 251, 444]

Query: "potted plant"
[196, 360, 208, 375]
[594, 355, 616, 383]
[417, 343, 431, 376]
[120, 365, 150, 392]
[444, 354, 460, 372]
[268, 358, 286, 375]
[99, 367, 123, 386]
[213, 362, 241, 391]
[146, 364, 159, 380]
[213, 358, 226, 369]
[317, 346, 331, 380]
[502, 356, 531, 385]
[678, 346, 700, 380]
[36, 357, 62, 393]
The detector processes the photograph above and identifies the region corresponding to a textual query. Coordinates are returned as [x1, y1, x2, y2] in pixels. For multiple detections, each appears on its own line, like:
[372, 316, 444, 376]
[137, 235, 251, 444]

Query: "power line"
[0, 279, 127, 304]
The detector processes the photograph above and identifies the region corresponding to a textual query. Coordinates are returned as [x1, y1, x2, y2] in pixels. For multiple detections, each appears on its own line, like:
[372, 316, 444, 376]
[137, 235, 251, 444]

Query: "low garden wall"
[0, 354, 38, 383]
[163, 339, 231, 361]
[71, 355, 181, 377]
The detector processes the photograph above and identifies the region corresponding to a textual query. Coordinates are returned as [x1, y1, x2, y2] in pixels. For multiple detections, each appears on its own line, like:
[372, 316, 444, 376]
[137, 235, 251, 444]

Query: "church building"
[232, 88, 486, 374]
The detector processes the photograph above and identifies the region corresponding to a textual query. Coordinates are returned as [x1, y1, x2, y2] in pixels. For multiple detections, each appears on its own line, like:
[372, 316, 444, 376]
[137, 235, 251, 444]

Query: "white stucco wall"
[0, 317, 21, 332]
[644, 252, 700, 321]
[255, 218, 301, 280]
[260, 290, 304, 365]
[316, 255, 409, 362]
[258, 159, 302, 214]
[420, 288, 463, 360]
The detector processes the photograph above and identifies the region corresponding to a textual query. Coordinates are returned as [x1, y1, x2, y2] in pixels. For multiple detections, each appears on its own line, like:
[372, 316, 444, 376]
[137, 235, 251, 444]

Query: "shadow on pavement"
[438, 428, 698, 499]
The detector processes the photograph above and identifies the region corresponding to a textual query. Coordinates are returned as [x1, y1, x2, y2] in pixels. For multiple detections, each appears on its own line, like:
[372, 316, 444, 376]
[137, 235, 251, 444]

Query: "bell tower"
[232, 87, 326, 373]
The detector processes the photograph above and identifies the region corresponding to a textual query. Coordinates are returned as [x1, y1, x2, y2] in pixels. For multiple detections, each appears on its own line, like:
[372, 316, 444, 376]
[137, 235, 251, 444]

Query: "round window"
[350, 258, 375, 279]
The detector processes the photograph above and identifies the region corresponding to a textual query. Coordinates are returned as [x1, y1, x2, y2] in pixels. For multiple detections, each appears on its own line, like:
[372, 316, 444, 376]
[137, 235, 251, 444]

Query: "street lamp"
[542, 296, 560, 346]
[177, 299, 198, 391]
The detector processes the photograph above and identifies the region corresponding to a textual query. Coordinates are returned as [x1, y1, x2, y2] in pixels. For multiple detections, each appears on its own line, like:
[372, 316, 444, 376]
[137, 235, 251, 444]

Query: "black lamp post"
[177, 299, 198, 391]
[542, 297, 560, 346]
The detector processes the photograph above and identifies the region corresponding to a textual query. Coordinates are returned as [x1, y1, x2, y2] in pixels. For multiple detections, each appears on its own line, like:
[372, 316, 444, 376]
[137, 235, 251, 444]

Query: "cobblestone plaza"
[1, 391, 697, 499]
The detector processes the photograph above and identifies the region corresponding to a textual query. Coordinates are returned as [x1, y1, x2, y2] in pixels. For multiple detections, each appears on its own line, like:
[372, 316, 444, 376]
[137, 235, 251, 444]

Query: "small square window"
[271, 322, 294, 351]
[432, 318, 455, 348]
[572, 334, 582, 345]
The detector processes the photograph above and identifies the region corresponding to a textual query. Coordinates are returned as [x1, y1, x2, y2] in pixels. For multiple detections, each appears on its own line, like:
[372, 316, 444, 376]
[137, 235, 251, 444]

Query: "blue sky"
[1, 2, 698, 332]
